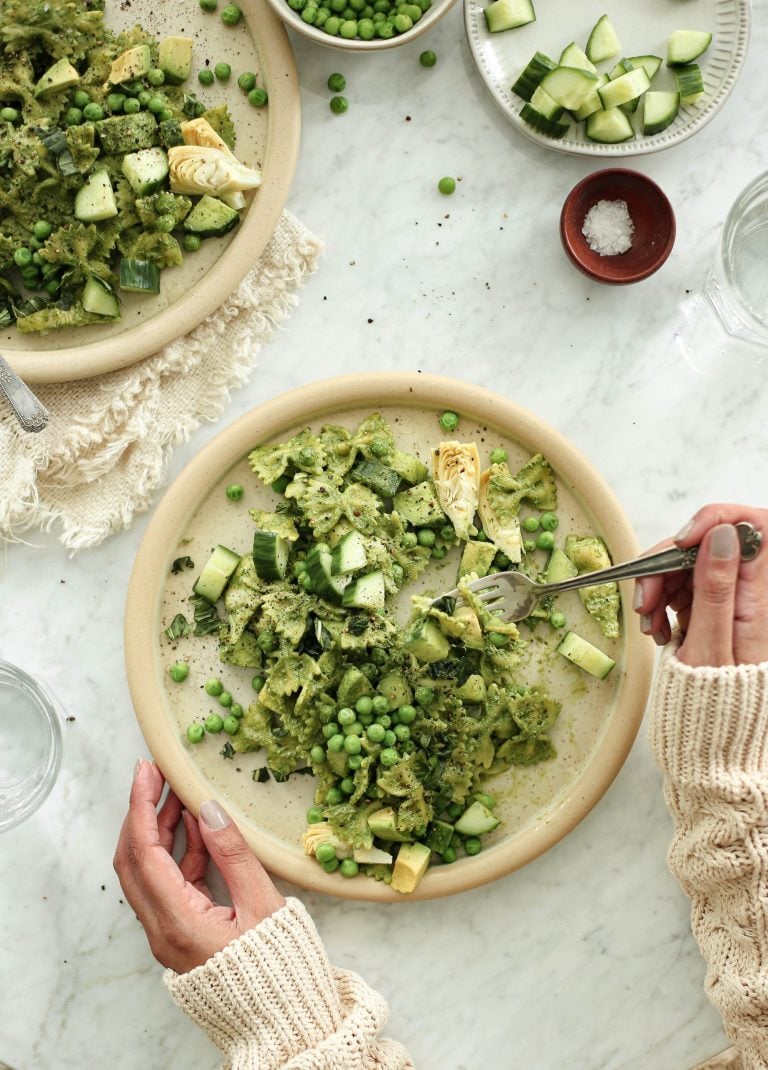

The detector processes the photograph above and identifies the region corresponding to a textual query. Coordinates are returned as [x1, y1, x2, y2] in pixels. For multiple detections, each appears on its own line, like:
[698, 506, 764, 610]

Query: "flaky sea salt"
[582, 199, 635, 256]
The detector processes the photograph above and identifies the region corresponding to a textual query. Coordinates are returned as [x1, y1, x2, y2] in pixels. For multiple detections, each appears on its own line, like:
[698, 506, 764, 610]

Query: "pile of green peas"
[63, 78, 200, 130]
[174, 674, 245, 743]
[13, 220, 65, 295]
[285, 0, 432, 42]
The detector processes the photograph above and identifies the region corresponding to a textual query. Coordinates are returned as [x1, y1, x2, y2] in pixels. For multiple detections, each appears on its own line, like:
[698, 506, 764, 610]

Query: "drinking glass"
[0, 660, 63, 832]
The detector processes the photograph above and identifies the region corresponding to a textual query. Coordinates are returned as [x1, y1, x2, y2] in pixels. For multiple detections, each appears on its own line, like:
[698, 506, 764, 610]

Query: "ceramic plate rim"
[464, 0, 751, 158]
[124, 372, 655, 902]
[6, 0, 301, 384]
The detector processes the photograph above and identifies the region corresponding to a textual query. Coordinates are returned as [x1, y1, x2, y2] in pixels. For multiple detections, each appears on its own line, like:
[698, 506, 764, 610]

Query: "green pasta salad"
[166, 413, 621, 894]
[0, 0, 260, 333]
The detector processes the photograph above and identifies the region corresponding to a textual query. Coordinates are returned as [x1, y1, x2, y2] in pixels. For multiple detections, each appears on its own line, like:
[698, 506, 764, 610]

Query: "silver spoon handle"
[543, 521, 762, 596]
[0, 354, 49, 433]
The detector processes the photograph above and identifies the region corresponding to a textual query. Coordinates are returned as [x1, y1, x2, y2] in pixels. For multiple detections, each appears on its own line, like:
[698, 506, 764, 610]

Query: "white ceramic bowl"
[263, 0, 457, 51]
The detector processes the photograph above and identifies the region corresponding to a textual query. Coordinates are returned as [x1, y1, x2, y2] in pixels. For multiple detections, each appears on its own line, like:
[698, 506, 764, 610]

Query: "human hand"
[633, 504, 768, 668]
[114, 760, 285, 974]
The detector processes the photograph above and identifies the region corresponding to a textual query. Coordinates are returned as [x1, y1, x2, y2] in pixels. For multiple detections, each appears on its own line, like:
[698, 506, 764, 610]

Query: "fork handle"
[542, 522, 761, 597]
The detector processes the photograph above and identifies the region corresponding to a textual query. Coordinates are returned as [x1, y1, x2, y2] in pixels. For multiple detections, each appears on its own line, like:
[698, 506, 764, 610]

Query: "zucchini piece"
[74, 170, 117, 223]
[122, 147, 169, 196]
[330, 529, 367, 575]
[252, 529, 290, 581]
[81, 276, 120, 319]
[520, 103, 570, 139]
[667, 30, 713, 67]
[585, 107, 634, 144]
[182, 195, 240, 238]
[350, 458, 402, 497]
[558, 42, 597, 75]
[193, 545, 241, 603]
[511, 51, 556, 102]
[540, 67, 600, 111]
[341, 570, 386, 610]
[586, 14, 621, 64]
[455, 673, 487, 703]
[376, 670, 413, 710]
[305, 544, 350, 602]
[557, 631, 615, 680]
[643, 90, 680, 135]
[454, 801, 500, 836]
[119, 258, 161, 294]
[368, 807, 412, 843]
[598, 67, 651, 109]
[674, 64, 705, 104]
[458, 540, 497, 579]
[483, 0, 535, 33]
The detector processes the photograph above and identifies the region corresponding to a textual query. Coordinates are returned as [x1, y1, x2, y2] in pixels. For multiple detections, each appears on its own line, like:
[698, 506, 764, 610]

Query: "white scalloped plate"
[465, 0, 750, 156]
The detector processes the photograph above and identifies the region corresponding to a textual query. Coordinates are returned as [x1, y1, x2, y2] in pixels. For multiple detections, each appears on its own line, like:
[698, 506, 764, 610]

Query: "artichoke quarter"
[431, 441, 481, 540]
[169, 122, 262, 196]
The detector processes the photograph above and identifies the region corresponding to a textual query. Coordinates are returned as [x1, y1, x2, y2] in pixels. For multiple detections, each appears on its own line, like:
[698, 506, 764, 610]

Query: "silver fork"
[430, 521, 762, 623]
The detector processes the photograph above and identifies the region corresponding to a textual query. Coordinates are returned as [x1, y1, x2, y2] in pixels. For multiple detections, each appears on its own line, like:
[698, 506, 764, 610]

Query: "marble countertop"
[2, 3, 767, 1068]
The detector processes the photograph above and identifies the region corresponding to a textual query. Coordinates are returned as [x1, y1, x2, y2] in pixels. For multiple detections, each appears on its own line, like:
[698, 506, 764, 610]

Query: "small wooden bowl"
[560, 169, 676, 285]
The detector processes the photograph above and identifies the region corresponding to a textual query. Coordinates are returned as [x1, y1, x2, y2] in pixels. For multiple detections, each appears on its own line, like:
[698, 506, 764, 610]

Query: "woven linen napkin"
[0, 210, 322, 550]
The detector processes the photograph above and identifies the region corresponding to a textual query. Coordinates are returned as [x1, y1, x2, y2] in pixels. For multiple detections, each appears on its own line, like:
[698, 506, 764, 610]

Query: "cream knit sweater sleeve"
[163, 897, 414, 1069]
[649, 644, 768, 1067]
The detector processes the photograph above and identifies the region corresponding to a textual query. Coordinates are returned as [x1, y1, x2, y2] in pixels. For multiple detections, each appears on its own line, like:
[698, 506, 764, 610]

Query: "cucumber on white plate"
[667, 29, 712, 66]
[484, 0, 535, 33]
[643, 90, 680, 135]
[586, 14, 621, 64]
[585, 107, 634, 144]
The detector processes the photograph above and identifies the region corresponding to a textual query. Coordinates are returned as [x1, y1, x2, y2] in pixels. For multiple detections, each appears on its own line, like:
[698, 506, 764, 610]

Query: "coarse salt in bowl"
[560, 168, 676, 285]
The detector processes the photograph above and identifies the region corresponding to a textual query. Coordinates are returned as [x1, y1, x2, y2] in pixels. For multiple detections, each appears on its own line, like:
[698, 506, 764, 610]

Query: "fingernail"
[710, 524, 738, 560]
[133, 758, 144, 780]
[633, 582, 645, 611]
[674, 519, 694, 542]
[200, 799, 230, 830]
[640, 614, 652, 634]
[653, 630, 667, 646]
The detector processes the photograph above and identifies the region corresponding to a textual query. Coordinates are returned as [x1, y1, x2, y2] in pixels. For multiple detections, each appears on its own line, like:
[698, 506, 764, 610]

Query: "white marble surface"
[2, 3, 768, 1068]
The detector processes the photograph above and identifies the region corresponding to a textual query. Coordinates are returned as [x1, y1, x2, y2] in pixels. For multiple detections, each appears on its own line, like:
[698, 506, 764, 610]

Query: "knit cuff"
[164, 898, 343, 1067]
[649, 640, 768, 781]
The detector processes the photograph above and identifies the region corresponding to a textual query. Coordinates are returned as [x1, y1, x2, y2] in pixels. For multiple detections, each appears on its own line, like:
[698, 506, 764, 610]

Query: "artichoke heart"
[181, 117, 238, 159]
[478, 468, 523, 563]
[431, 440, 480, 540]
[168, 144, 262, 195]
[301, 822, 352, 859]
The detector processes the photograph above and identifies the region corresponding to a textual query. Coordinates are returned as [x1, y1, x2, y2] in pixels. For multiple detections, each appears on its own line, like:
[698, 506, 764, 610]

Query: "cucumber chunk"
[81, 276, 120, 319]
[544, 547, 577, 585]
[557, 631, 616, 679]
[455, 801, 500, 836]
[483, 0, 536, 34]
[667, 30, 713, 66]
[627, 54, 662, 82]
[74, 170, 118, 223]
[511, 51, 556, 102]
[193, 545, 241, 603]
[529, 85, 565, 120]
[674, 64, 705, 104]
[598, 67, 650, 109]
[182, 195, 240, 238]
[331, 529, 367, 575]
[305, 544, 350, 602]
[558, 42, 597, 75]
[586, 14, 621, 64]
[519, 103, 570, 139]
[585, 107, 634, 144]
[643, 90, 680, 135]
[122, 147, 169, 196]
[252, 529, 290, 581]
[573, 74, 609, 121]
[119, 258, 161, 294]
[350, 458, 402, 497]
[540, 67, 599, 111]
[341, 570, 386, 610]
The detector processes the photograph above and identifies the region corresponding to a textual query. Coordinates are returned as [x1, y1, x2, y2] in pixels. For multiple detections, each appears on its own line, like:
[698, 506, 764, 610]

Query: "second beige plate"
[125, 373, 654, 901]
[4, 0, 300, 384]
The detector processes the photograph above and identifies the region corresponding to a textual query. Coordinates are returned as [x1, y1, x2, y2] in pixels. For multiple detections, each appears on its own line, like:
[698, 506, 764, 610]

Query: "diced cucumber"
[252, 529, 290, 581]
[511, 51, 556, 102]
[643, 90, 680, 135]
[586, 14, 621, 64]
[519, 103, 570, 139]
[544, 547, 577, 585]
[667, 30, 712, 67]
[331, 529, 367, 576]
[392, 481, 445, 527]
[558, 42, 597, 75]
[119, 258, 161, 294]
[530, 85, 565, 120]
[350, 458, 402, 497]
[388, 449, 428, 485]
[484, 0, 535, 34]
[305, 544, 350, 602]
[540, 67, 600, 111]
[674, 64, 705, 104]
[81, 276, 120, 319]
[182, 195, 240, 238]
[425, 820, 454, 854]
[74, 170, 118, 223]
[557, 631, 615, 680]
[403, 617, 450, 663]
[454, 801, 500, 836]
[193, 545, 241, 603]
[368, 807, 413, 843]
[573, 74, 609, 121]
[585, 107, 634, 143]
[598, 67, 650, 109]
[342, 570, 386, 610]
[627, 54, 662, 82]
[122, 147, 169, 196]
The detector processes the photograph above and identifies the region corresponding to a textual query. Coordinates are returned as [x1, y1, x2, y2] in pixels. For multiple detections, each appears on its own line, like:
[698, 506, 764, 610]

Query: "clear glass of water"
[0, 660, 63, 833]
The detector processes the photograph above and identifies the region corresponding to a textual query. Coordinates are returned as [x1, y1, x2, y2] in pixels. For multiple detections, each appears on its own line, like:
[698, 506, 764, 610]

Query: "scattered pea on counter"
[419, 49, 437, 67]
[330, 95, 348, 115]
[327, 72, 346, 92]
[438, 176, 456, 195]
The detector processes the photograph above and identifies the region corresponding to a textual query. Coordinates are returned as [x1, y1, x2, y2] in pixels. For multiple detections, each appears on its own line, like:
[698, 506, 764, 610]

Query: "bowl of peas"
[262, 0, 457, 50]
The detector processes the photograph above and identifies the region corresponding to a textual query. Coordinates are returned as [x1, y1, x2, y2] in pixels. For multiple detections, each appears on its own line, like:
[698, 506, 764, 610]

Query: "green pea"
[230, 703, 244, 719]
[73, 89, 90, 108]
[329, 95, 348, 114]
[540, 512, 558, 532]
[371, 695, 389, 715]
[183, 234, 202, 252]
[367, 723, 385, 743]
[204, 713, 224, 733]
[238, 71, 257, 92]
[43, 279, 60, 296]
[205, 678, 223, 696]
[123, 97, 141, 115]
[155, 213, 176, 233]
[327, 733, 345, 753]
[343, 721, 364, 737]
[315, 8, 330, 25]
[415, 686, 434, 707]
[335, 707, 353, 726]
[439, 525, 455, 542]
[186, 723, 205, 743]
[65, 107, 83, 126]
[495, 553, 510, 569]
[310, 744, 326, 763]
[302, 6, 318, 22]
[339, 18, 358, 36]
[327, 72, 346, 92]
[158, 108, 174, 122]
[475, 529, 488, 541]
[382, 730, 396, 747]
[343, 734, 362, 755]
[214, 62, 232, 80]
[324, 15, 342, 33]
[0, 106, 19, 123]
[199, 0, 218, 10]
[391, 562, 404, 585]
[489, 632, 508, 648]
[306, 805, 324, 824]
[490, 447, 507, 464]
[379, 747, 399, 767]
[340, 858, 359, 878]
[375, 713, 391, 729]
[402, 532, 418, 548]
[347, 754, 362, 770]
[222, 714, 239, 734]
[431, 545, 448, 560]
[419, 49, 437, 66]
[446, 801, 463, 819]
[198, 69, 215, 86]
[370, 646, 388, 666]
[475, 792, 496, 809]
[438, 176, 456, 195]
[550, 611, 566, 629]
[107, 92, 126, 112]
[251, 674, 266, 691]
[138, 90, 152, 106]
[397, 704, 416, 724]
[339, 777, 355, 795]
[523, 539, 537, 553]
[441, 845, 457, 863]
[257, 629, 278, 652]
[464, 836, 482, 855]
[325, 787, 343, 805]
[147, 68, 166, 86]
[394, 723, 410, 742]
[439, 409, 459, 431]
[248, 87, 268, 107]
[417, 528, 436, 547]
[355, 695, 374, 716]
[322, 722, 340, 738]
[218, 691, 233, 708]
[125, 80, 145, 95]
[221, 2, 243, 23]
[147, 95, 166, 114]
[13, 248, 32, 268]
[83, 102, 104, 121]
[536, 530, 555, 551]
[169, 661, 189, 683]
[393, 11, 412, 30]
[316, 842, 336, 863]
[321, 856, 339, 872]
[522, 516, 539, 532]
[226, 482, 244, 500]
[31, 252, 44, 266]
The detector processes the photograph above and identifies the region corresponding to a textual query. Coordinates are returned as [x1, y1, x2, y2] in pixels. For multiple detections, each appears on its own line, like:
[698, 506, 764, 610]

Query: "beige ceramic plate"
[125, 373, 654, 901]
[5, 0, 300, 384]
